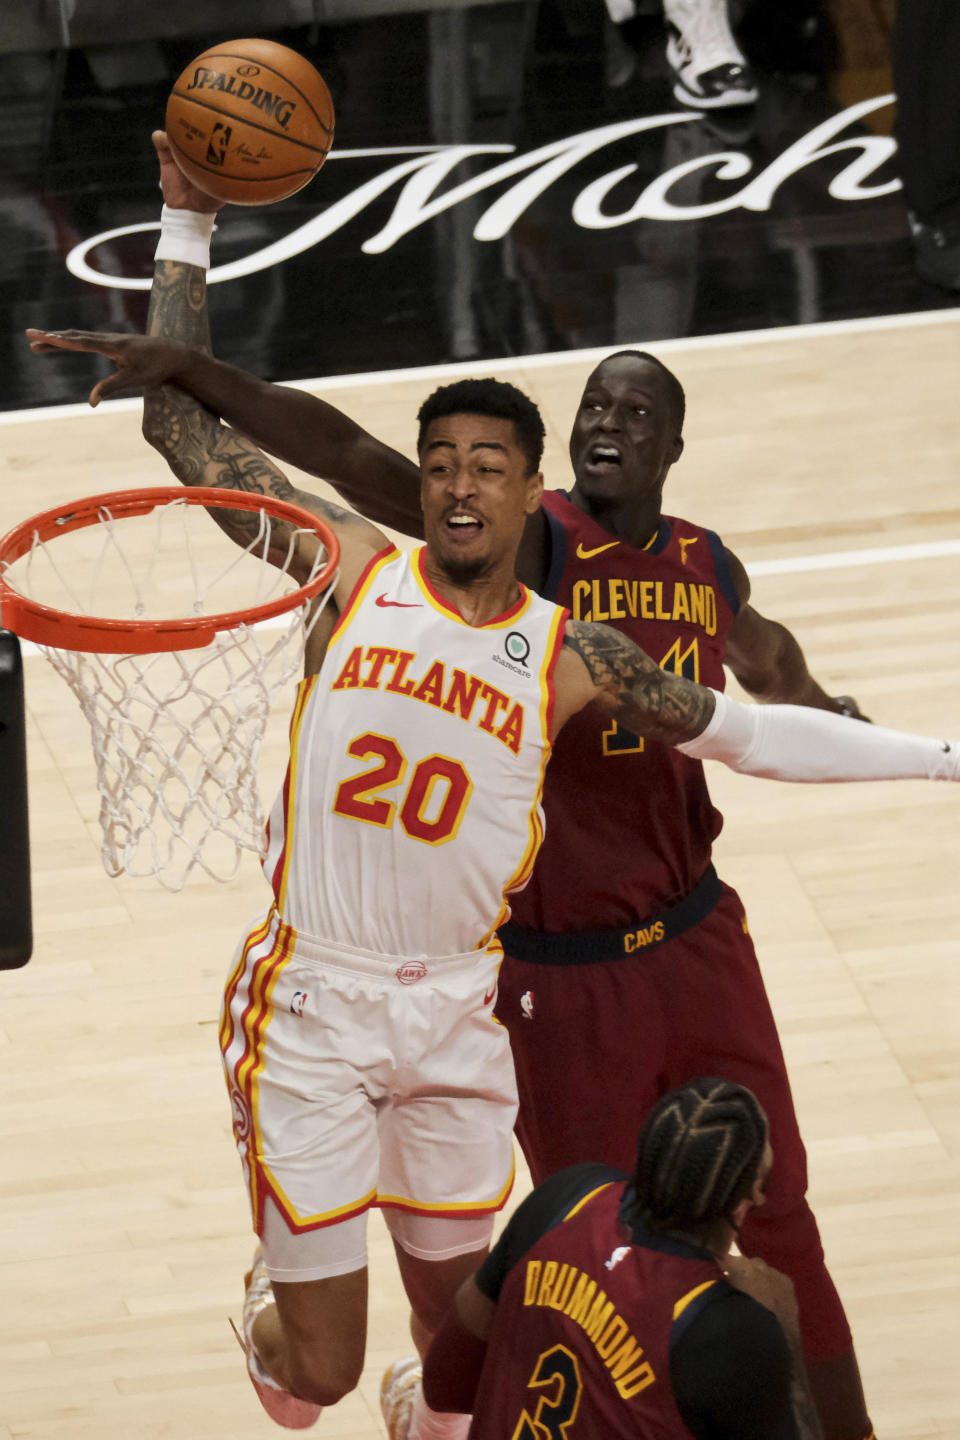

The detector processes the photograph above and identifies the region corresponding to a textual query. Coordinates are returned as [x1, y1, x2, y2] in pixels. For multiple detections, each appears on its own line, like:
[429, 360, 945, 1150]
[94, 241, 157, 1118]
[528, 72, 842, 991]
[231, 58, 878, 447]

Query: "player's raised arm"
[144, 131, 424, 536]
[25, 322, 424, 534]
[554, 618, 960, 784]
[28, 130, 425, 538]
[153, 404, 386, 587]
[26, 326, 383, 582]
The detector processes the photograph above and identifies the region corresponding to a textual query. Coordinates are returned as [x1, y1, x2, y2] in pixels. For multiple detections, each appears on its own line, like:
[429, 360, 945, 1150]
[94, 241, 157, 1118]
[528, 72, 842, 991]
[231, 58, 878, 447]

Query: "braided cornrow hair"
[629, 1078, 767, 1234]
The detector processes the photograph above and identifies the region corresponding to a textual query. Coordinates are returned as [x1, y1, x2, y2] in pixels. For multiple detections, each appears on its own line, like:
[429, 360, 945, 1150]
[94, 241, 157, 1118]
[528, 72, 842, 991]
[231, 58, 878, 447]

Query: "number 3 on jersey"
[602, 636, 700, 757]
[512, 1346, 583, 1440]
[333, 732, 473, 845]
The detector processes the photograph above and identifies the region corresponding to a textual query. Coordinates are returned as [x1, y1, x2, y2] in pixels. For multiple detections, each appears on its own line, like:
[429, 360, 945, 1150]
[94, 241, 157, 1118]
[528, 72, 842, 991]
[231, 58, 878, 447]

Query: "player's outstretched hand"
[153, 129, 223, 213]
[24, 328, 188, 406]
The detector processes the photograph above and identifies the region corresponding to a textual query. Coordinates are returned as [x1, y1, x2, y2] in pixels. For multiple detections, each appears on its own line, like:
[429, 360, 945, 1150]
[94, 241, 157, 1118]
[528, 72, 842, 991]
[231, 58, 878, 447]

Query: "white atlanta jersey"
[262, 545, 570, 958]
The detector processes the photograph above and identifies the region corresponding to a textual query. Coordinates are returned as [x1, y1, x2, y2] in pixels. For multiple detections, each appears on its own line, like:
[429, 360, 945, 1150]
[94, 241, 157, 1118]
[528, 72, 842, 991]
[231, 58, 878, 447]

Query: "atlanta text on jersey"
[331, 645, 526, 755]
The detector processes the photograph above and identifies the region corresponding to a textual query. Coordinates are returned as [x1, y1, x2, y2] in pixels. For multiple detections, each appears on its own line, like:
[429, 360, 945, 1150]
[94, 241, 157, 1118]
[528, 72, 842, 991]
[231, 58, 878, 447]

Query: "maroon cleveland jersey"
[471, 1178, 722, 1440]
[508, 490, 740, 930]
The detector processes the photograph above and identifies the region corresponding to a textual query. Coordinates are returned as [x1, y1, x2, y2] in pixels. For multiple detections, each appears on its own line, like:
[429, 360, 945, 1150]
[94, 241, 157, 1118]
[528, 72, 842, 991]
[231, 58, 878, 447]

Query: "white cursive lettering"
[64, 96, 899, 291]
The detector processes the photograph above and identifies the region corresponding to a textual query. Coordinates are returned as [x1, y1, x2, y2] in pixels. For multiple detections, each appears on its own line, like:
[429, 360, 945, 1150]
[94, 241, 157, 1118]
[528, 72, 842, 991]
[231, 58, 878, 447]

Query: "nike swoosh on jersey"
[483, 983, 497, 1005]
[576, 540, 620, 559]
[375, 593, 422, 608]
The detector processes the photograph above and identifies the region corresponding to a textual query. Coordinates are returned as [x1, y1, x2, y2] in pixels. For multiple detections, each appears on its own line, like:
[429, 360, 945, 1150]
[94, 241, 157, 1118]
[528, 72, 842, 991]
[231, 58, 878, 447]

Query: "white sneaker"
[237, 1246, 322, 1430]
[380, 1357, 423, 1440]
[663, 0, 758, 108]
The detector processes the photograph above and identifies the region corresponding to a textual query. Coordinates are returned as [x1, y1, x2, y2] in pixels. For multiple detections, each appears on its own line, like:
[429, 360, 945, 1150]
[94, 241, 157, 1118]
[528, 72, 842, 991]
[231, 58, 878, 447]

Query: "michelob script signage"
[67, 96, 898, 290]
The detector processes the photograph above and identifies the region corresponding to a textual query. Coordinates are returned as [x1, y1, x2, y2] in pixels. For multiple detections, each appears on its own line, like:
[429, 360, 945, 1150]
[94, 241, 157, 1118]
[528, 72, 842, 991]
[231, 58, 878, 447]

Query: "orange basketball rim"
[0, 487, 340, 653]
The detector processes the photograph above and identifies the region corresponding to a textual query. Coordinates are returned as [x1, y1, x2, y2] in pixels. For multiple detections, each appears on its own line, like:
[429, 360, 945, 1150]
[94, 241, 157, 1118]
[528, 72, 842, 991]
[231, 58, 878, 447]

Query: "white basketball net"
[3, 495, 337, 891]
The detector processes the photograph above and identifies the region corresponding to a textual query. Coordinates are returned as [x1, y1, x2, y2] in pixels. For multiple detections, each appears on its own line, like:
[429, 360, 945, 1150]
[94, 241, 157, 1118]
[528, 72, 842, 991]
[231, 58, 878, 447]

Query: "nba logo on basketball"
[206, 123, 231, 166]
[290, 990, 308, 1016]
[396, 960, 428, 985]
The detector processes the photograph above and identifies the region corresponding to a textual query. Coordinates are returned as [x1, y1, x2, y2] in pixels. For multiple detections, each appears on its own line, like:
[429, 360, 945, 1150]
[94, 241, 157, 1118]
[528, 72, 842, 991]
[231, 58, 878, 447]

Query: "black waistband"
[497, 865, 722, 965]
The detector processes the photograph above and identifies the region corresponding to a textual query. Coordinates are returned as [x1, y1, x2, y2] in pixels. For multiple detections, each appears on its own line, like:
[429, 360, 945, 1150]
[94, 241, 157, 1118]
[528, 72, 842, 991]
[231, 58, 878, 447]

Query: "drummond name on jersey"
[521, 1257, 656, 1399]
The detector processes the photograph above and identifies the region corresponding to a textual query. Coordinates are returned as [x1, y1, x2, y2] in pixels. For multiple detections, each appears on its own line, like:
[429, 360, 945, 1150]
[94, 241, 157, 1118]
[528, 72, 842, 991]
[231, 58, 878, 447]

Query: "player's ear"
[524, 470, 544, 514]
[669, 434, 684, 466]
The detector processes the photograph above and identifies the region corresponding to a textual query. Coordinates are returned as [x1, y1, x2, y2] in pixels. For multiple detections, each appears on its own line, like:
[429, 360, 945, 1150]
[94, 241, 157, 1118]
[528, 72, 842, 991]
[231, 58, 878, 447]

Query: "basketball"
[164, 38, 334, 205]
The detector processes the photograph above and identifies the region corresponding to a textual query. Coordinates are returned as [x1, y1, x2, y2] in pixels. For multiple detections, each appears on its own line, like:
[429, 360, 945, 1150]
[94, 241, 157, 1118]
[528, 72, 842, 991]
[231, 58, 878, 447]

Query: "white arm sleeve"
[676, 689, 960, 783]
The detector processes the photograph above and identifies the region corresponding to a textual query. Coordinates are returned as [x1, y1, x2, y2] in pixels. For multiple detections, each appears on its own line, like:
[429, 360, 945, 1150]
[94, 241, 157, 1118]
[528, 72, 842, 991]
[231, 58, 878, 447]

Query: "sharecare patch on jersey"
[331, 644, 525, 755]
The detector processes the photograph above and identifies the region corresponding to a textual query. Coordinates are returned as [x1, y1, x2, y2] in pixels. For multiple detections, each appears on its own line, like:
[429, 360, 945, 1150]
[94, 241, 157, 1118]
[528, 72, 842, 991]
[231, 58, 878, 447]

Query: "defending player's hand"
[24, 328, 188, 406]
[152, 129, 223, 214]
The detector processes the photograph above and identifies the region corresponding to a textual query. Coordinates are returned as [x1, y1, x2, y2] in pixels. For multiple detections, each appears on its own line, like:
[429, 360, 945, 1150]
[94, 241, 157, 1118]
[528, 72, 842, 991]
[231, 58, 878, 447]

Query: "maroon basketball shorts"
[495, 877, 854, 1364]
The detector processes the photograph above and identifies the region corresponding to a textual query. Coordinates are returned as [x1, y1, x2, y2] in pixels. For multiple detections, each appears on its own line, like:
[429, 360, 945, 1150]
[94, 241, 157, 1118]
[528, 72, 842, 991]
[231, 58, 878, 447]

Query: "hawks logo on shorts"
[396, 960, 427, 985]
[230, 1087, 252, 1142]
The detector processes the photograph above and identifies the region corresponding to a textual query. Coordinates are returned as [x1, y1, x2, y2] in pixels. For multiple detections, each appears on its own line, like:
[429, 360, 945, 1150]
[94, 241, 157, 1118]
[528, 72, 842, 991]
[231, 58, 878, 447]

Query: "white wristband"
[155, 205, 217, 269]
[677, 688, 960, 784]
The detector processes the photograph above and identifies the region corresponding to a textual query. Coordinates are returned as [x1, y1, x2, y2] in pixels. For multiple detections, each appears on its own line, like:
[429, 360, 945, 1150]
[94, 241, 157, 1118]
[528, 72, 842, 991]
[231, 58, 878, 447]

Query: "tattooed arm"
[139, 261, 424, 534]
[141, 257, 214, 467]
[139, 256, 351, 567]
[26, 255, 386, 578]
[553, 618, 960, 785]
[554, 618, 716, 744]
[26, 128, 423, 538]
[137, 260, 315, 563]
[24, 311, 427, 534]
[141, 379, 386, 582]
[143, 128, 424, 536]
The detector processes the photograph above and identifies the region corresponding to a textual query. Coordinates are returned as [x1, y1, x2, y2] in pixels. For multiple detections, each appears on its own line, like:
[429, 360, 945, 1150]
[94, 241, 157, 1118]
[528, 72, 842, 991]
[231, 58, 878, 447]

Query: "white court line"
[749, 539, 960, 576]
[5, 305, 960, 427]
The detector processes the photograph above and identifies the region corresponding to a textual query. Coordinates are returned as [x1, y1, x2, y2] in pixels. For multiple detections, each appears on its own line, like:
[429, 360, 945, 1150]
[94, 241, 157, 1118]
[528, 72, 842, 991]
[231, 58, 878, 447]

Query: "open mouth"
[585, 443, 623, 473]
[445, 512, 484, 538]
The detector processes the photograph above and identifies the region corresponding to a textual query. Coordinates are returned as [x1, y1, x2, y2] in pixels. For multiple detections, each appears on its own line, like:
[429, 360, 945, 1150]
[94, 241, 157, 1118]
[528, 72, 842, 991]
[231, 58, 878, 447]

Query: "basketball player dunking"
[26, 134, 960, 1440]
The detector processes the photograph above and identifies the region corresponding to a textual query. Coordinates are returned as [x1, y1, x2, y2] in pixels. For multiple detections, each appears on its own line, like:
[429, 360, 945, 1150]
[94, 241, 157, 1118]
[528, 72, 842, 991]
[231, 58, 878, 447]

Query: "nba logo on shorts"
[290, 990, 308, 1016]
[521, 989, 534, 1019]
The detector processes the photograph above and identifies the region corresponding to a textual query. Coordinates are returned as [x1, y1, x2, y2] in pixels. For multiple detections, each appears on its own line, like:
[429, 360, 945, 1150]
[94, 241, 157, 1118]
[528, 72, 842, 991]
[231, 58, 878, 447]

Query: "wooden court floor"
[2, 311, 959, 1439]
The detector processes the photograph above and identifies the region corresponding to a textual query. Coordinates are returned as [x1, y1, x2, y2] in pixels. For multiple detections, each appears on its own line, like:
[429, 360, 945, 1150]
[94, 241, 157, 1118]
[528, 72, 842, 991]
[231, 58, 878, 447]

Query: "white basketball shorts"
[219, 907, 517, 1280]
